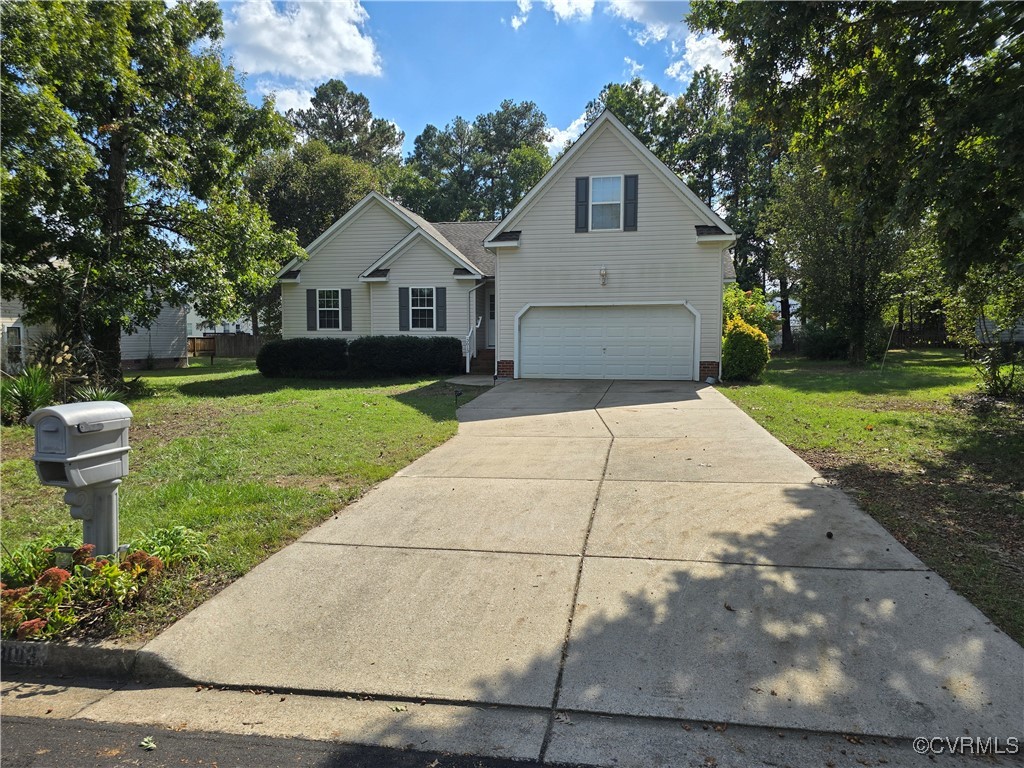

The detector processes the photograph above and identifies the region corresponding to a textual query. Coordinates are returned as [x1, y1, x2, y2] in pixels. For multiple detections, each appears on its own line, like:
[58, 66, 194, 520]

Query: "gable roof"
[485, 110, 735, 246]
[276, 192, 498, 280]
[359, 227, 484, 280]
[275, 192, 414, 279]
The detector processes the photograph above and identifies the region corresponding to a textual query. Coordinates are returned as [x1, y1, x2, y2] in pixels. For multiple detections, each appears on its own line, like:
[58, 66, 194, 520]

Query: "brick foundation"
[699, 360, 720, 381]
[496, 359, 515, 378]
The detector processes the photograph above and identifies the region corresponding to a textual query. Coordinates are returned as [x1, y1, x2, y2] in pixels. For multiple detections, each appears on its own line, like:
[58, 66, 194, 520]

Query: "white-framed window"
[410, 287, 435, 330]
[317, 289, 341, 329]
[591, 175, 623, 231]
[4, 326, 23, 367]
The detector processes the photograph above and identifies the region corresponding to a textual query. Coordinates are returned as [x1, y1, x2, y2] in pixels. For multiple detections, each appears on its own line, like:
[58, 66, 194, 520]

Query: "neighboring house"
[120, 304, 188, 369]
[277, 110, 736, 380]
[0, 296, 188, 372]
[186, 306, 253, 337]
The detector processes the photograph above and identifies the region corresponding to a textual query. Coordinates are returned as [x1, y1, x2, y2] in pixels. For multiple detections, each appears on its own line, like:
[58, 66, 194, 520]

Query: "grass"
[719, 348, 1024, 645]
[0, 358, 484, 639]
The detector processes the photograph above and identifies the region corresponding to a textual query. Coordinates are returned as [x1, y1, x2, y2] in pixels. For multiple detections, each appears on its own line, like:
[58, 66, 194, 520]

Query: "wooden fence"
[187, 334, 258, 359]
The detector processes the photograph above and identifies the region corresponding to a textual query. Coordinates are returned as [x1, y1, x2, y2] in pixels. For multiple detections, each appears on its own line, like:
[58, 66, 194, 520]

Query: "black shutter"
[435, 287, 446, 331]
[341, 289, 352, 331]
[306, 289, 317, 331]
[575, 177, 589, 233]
[624, 175, 638, 231]
[399, 287, 409, 331]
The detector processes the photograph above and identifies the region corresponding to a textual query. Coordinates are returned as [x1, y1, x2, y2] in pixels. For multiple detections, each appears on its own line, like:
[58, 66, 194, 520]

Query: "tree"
[474, 100, 550, 218]
[945, 263, 1024, 398]
[1, 0, 302, 380]
[689, 1, 1024, 278]
[662, 68, 731, 209]
[585, 79, 670, 152]
[287, 79, 403, 166]
[247, 141, 380, 247]
[397, 118, 482, 221]
[760, 153, 903, 362]
[397, 100, 550, 221]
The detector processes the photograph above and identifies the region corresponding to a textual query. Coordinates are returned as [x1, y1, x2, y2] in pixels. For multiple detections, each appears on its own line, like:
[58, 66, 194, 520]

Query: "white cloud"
[664, 31, 732, 83]
[545, 112, 588, 155]
[624, 56, 644, 78]
[509, 0, 594, 27]
[545, 0, 595, 22]
[606, 0, 684, 45]
[511, 0, 532, 30]
[257, 84, 314, 114]
[224, 0, 381, 81]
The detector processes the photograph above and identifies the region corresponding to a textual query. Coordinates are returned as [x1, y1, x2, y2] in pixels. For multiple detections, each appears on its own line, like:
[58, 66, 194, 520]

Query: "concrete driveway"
[135, 379, 1023, 764]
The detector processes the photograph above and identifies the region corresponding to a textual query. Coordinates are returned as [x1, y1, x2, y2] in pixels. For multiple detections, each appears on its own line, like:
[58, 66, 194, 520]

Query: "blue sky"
[217, 1, 731, 155]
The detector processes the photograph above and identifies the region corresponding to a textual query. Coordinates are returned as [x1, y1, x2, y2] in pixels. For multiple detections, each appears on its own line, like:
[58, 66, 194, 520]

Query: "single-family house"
[1, 297, 189, 372]
[277, 110, 736, 380]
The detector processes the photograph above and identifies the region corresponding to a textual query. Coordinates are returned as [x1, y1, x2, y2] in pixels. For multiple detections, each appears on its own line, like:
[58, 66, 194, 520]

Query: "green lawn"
[0, 359, 484, 638]
[720, 349, 1024, 645]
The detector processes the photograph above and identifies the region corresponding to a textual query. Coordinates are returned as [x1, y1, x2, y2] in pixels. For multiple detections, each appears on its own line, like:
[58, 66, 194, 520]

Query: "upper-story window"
[590, 176, 622, 231]
[318, 289, 341, 329]
[576, 174, 637, 233]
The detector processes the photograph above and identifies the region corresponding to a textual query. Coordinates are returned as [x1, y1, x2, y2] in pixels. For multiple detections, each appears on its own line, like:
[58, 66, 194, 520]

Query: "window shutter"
[435, 287, 446, 331]
[624, 175, 638, 231]
[399, 287, 410, 331]
[575, 177, 589, 233]
[306, 289, 317, 331]
[341, 289, 352, 331]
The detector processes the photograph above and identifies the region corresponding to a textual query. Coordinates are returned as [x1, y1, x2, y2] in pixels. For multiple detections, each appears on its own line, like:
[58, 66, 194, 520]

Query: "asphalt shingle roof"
[432, 221, 498, 276]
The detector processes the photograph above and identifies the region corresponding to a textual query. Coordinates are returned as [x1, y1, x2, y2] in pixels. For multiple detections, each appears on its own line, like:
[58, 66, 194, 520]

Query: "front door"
[486, 290, 496, 347]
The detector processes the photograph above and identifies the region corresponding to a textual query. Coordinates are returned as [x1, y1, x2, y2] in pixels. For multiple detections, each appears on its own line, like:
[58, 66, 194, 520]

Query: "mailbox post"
[27, 402, 132, 557]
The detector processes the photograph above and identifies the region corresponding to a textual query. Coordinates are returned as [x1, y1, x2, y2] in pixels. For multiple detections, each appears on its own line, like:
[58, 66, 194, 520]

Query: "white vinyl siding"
[120, 304, 188, 362]
[369, 238, 468, 338]
[520, 305, 694, 379]
[281, 200, 412, 339]
[497, 122, 725, 377]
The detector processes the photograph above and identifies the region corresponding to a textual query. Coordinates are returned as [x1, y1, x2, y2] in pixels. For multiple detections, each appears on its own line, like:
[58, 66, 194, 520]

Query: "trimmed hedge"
[722, 316, 770, 381]
[256, 338, 349, 378]
[256, 336, 463, 379]
[348, 336, 462, 377]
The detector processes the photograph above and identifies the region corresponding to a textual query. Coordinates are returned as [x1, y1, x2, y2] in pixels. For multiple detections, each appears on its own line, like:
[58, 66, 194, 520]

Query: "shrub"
[0, 526, 208, 640]
[722, 316, 770, 381]
[723, 283, 780, 340]
[72, 381, 126, 402]
[29, 333, 96, 390]
[347, 336, 463, 377]
[256, 338, 349, 378]
[799, 325, 850, 360]
[0, 365, 55, 425]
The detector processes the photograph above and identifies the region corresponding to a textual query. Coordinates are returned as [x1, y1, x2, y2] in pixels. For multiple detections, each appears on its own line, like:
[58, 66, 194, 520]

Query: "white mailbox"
[27, 402, 133, 556]
[29, 401, 132, 488]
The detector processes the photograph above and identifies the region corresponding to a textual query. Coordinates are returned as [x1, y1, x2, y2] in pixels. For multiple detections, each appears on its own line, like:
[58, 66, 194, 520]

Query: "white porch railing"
[463, 316, 483, 373]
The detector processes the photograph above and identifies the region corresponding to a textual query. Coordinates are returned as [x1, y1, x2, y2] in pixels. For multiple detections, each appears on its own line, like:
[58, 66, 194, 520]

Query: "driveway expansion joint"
[538, 392, 614, 763]
[297, 540, 581, 559]
[583, 553, 934, 573]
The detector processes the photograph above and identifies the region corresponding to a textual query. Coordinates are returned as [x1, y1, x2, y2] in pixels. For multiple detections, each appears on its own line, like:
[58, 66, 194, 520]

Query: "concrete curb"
[1, 639, 193, 684]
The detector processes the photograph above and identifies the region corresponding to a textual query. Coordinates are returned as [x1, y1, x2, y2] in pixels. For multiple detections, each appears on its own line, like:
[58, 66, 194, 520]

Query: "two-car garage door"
[519, 304, 695, 380]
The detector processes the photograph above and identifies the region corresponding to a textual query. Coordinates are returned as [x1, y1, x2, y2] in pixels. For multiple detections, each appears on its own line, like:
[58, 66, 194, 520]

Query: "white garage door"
[520, 305, 694, 380]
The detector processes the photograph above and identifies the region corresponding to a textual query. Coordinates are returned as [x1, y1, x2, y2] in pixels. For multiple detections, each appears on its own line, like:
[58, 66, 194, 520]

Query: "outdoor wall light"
[599, 266, 608, 285]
